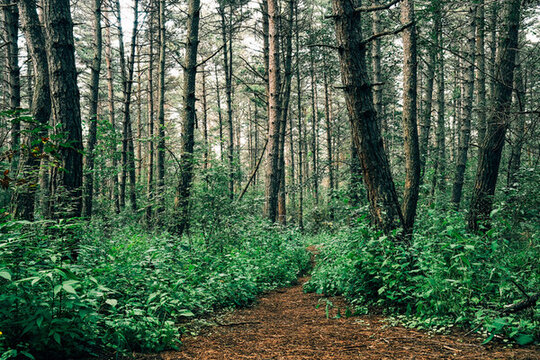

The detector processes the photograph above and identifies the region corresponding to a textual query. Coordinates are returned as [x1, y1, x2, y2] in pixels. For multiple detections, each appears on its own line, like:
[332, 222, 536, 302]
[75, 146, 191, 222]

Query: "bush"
[305, 212, 539, 344]
[0, 217, 310, 359]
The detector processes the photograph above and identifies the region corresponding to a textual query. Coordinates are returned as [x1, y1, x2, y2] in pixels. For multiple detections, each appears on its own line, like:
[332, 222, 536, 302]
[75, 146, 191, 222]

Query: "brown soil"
[139, 276, 539, 360]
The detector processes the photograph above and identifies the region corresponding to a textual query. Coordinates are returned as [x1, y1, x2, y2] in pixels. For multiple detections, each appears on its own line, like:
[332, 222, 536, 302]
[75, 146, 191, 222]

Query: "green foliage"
[0, 217, 310, 359]
[305, 211, 539, 344]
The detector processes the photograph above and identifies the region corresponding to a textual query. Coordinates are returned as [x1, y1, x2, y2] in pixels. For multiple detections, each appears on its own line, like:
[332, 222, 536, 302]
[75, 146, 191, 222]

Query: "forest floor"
[137, 248, 539, 360]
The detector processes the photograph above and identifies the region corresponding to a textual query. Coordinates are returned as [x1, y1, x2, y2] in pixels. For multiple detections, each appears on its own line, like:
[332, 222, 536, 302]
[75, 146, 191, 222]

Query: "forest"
[0, 0, 539, 358]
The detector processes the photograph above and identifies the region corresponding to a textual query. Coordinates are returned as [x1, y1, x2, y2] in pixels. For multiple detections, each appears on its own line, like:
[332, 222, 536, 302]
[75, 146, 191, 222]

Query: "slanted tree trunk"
[173, 0, 200, 236]
[400, 0, 420, 234]
[468, 0, 521, 232]
[43, 0, 84, 218]
[82, 0, 103, 218]
[12, 0, 51, 220]
[331, 0, 403, 234]
[451, 3, 476, 209]
[264, 0, 282, 222]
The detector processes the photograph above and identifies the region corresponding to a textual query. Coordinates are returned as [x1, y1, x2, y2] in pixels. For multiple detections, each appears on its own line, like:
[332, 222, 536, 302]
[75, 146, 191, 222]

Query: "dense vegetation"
[0, 0, 538, 358]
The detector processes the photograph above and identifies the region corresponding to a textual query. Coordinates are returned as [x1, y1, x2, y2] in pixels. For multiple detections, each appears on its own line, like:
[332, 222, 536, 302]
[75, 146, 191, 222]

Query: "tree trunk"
[371, 0, 382, 122]
[202, 66, 209, 171]
[400, 0, 420, 234]
[468, 0, 521, 232]
[43, 0, 84, 219]
[430, 1, 446, 202]
[264, 0, 282, 223]
[173, 0, 200, 236]
[309, 49, 319, 204]
[506, 50, 525, 190]
[475, 0, 486, 157]
[451, 4, 475, 209]
[3, 0, 21, 173]
[331, 0, 403, 234]
[82, 0, 102, 218]
[145, 2, 155, 223]
[295, 1, 303, 230]
[323, 65, 334, 217]
[12, 0, 51, 221]
[156, 0, 166, 213]
[277, 0, 295, 225]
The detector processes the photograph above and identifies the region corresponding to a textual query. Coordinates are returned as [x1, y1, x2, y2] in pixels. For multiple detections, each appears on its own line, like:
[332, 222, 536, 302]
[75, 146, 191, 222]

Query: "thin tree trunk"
[323, 65, 334, 217]
[82, 0, 103, 218]
[202, 66, 209, 171]
[295, 1, 303, 230]
[451, 4, 476, 209]
[400, 0, 420, 235]
[506, 50, 525, 190]
[468, 0, 521, 232]
[146, 0, 155, 223]
[3, 0, 21, 173]
[12, 0, 51, 221]
[174, 0, 200, 236]
[309, 49, 319, 204]
[475, 0, 486, 157]
[215, 63, 224, 162]
[156, 0, 166, 213]
[371, 0, 382, 121]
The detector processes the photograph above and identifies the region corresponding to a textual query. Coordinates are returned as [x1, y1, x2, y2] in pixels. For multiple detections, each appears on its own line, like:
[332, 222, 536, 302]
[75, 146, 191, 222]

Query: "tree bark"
[156, 0, 166, 213]
[82, 0, 103, 218]
[468, 0, 521, 232]
[173, 0, 200, 236]
[475, 0, 486, 158]
[400, 0, 420, 234]
[12, 0, 51, 221]
[295, 1, 303, 230]
[43, 0, 84, 218]
[264, 0, 282, 223]
[331, 0, 403, 234]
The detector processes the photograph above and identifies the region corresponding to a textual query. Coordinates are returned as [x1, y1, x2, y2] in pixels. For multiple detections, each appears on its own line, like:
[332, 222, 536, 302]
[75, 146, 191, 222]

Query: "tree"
[450, 2, 476, 209]
[12, 0, 51, 220]
[173, 0, 201, 236]
[331, 0, 403, 234]
[156, 0, 166, 213]
[82, 0, 103, 218]
[468, 0, 522, 232]
[264, 0, 282, 222]
[43, 0, 84, 218]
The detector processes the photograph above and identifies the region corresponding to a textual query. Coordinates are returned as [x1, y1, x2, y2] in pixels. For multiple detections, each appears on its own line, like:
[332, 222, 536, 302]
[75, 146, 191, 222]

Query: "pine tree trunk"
[43, 0, 83, 219]
[145, 1, 155, 223]
[264, 0, 282, 223]
[475, 0, 486, 157]
[506, 50, 525, 190]
[82, 0, 102, 218]
[451, 4, 475, 209]
[295, 1, 303, 230]
[156, 0, 166, 213]
[309, 49, 319, 204]
[174, 0, 200, 236]
[13, 0, 51, 221]
[468, 0, 521, 232]
[400, 0, 420, 234]
[331, 0, 403, 234]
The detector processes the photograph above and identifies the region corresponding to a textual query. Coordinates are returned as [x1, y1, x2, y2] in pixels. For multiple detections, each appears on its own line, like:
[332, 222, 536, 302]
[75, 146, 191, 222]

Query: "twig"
[354, 0, 401, 13]
[361, 21, 414, 46]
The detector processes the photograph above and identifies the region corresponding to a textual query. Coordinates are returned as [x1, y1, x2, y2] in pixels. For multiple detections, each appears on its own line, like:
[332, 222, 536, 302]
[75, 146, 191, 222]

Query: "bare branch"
[354, 0, 401, 13]
[361, 21, 413, 46]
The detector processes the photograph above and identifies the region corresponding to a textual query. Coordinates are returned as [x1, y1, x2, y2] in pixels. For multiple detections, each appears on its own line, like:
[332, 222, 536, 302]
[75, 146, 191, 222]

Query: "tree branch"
[361, 21, 413, 46]
[354, 0, 401, 13]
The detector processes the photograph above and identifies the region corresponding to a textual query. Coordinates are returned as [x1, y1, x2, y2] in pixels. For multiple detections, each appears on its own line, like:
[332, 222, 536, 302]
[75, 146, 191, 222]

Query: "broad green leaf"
[62, 283, 77, 295]
[0, 271, 11, 281]
[515, 334, 534, 346]
[105, 299, 118, 307]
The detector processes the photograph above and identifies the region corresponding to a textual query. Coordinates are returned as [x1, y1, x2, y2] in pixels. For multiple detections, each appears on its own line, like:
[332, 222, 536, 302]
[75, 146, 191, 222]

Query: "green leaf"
[482, 333, 494, 345]
[20, 351, 35, 360]
[515, 333, 534, 346]
[53, 332, 61, 345]
[178, 309, 194, 317]
[62, 283, 77, 295]
[0, 270, 11, 281]
[105, 299, 118, 307]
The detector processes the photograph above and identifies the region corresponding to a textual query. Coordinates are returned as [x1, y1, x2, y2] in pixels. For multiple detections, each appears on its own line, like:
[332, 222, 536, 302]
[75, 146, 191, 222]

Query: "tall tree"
[43, 0, 84, 218]
[264, 0, 282, 222]
[146, 0, 155, 222]
[174, 0, 200, 236]
[82, 0, 103, 218]
[400, 0, 420, 234]
[331, 0, 403, 234]
[475, 0, 486, 156]
[3, 0, 21, 172]
[451, 3, 476, 209]
[156, 0, 166, 212]
[468, 0, 522, 231]
[12, 0, 51, 220]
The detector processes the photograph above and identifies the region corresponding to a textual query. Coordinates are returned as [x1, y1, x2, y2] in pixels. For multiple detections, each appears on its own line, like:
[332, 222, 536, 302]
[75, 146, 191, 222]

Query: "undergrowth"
[305, 211, 539, 346]
[0, 217, 310, 359]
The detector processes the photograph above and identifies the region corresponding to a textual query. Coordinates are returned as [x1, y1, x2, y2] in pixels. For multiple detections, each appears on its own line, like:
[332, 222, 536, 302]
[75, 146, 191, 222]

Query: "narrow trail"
[142, 251, 539, 360]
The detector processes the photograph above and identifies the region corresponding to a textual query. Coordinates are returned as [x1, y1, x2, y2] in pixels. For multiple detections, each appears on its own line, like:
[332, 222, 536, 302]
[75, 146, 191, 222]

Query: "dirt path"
[145, 276, 538, 360]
